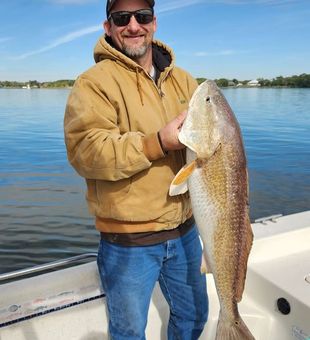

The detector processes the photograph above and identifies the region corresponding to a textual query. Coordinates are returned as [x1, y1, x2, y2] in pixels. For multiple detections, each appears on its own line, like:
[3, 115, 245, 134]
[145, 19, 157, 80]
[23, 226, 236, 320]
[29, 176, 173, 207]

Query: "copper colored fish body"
[170, 80, 255, 339]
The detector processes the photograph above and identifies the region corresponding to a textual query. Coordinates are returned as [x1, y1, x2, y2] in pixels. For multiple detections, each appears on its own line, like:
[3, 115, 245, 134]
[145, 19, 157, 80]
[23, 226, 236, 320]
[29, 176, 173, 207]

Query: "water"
[0, 87, 309, 274]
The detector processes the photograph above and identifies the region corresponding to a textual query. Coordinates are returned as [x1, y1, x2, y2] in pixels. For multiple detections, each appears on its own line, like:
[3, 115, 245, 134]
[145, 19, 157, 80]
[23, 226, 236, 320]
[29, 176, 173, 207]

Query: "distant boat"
[0, 210, 309, 339]
[22, 84, 31, 89]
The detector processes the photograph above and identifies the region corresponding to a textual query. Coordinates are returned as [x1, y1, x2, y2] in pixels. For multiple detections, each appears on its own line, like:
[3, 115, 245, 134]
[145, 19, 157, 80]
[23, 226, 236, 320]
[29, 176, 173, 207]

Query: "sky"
[0, 0, 309, 82]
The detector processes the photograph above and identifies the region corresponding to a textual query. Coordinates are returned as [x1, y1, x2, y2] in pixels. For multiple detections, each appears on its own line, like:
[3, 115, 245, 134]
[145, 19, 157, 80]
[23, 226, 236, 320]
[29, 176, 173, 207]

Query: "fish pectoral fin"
[169, 180, 188, 196]
[172, 160, 197, 185]
[169, 160, 197, 196]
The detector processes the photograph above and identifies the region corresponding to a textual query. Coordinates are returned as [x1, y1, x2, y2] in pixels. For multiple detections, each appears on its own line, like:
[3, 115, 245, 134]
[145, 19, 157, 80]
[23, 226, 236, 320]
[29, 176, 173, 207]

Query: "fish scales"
[170, 80, 255, 339]
[190, 145, 249, 303]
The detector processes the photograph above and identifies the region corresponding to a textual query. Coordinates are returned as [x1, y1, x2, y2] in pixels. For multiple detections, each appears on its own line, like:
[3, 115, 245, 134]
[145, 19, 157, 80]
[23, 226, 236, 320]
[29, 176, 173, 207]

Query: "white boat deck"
[0, 211, 309, 340]
[244, 211, 310, 340]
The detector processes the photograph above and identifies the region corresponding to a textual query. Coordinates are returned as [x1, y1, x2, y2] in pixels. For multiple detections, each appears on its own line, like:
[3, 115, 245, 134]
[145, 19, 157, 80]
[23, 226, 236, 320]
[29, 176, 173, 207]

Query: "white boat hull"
[0, 211, 309, 339]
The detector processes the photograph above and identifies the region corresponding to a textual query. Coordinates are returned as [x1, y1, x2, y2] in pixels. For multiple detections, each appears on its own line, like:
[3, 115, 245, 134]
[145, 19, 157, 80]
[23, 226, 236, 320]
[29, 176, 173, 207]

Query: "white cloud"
[14, 25, 102, 60]
[156, 0, 205, 13]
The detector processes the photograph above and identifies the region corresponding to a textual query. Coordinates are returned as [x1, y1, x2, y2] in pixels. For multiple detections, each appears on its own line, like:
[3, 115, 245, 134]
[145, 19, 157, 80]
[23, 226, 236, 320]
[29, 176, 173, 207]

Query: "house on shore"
[247, 79, 261, 87]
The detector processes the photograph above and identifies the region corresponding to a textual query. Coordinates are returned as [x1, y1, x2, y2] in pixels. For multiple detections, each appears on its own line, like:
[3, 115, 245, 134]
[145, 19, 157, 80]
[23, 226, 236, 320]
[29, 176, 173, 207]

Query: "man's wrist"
[142, 133, 167, 160]
[157, 131, 168, 154]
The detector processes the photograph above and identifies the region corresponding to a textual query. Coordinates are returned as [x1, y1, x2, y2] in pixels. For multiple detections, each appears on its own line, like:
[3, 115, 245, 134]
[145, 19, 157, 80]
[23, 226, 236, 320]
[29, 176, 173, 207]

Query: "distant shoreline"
[1, 73, 309, 89]
[0, 85, 308, 90]
[0, 87, 73, 90]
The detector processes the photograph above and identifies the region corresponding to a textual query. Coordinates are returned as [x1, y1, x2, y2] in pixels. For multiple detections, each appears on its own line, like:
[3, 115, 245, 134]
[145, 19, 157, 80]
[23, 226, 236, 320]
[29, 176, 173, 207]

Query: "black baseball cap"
[106, 0, 155, 18]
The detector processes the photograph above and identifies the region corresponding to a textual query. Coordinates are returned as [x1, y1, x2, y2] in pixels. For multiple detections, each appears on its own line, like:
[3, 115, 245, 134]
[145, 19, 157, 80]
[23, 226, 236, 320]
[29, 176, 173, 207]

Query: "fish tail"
[215, 310, 255, 340]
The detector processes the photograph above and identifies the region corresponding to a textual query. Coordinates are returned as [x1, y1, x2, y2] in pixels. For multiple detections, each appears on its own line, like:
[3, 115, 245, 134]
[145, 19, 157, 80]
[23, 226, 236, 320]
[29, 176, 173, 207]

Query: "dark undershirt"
[100, 216, 195, 246]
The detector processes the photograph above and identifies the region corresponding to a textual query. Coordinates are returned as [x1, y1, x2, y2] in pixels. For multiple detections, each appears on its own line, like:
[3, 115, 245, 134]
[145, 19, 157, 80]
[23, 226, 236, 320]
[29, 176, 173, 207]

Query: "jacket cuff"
[142, 132, 166, 161]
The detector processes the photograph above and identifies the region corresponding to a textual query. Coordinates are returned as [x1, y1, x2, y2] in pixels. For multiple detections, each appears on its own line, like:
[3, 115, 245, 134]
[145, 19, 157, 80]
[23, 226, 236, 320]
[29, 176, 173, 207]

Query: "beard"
[121, 36, 151, 59]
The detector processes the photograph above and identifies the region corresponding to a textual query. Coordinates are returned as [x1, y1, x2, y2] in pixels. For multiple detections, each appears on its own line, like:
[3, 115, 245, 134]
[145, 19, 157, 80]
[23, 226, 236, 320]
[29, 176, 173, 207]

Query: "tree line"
[0, 79, 75, 89]
[197, 73, 310, 88]
[1, 74, 309, 88]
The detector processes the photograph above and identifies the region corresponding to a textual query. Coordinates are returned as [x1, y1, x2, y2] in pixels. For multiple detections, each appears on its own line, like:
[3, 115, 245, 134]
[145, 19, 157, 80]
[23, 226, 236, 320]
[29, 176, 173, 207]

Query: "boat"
[0, 211, 309, 339]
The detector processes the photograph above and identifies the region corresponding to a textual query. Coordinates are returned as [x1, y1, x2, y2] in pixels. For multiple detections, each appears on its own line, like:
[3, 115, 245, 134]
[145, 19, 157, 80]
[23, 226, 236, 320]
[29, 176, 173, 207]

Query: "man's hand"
[159, 111, 187, 152]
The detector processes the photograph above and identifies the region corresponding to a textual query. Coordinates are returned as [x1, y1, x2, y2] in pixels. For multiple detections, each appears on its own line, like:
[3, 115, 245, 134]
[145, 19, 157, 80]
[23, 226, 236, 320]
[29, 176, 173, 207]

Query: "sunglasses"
[109, 9, 154, 27]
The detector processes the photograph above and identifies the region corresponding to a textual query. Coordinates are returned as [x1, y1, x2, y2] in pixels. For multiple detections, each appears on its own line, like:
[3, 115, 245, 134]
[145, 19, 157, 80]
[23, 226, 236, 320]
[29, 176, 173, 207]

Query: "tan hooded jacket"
[64, 35, 198, 233]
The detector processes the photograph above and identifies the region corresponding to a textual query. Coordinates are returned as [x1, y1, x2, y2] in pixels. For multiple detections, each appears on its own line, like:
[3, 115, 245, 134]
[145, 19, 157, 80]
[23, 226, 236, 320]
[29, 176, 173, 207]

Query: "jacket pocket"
[95, 177, 131, 208]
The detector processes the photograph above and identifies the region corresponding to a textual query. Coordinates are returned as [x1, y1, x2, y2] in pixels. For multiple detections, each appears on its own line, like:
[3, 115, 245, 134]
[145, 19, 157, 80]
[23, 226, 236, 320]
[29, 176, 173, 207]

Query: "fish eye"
[205, 96, 211, 103]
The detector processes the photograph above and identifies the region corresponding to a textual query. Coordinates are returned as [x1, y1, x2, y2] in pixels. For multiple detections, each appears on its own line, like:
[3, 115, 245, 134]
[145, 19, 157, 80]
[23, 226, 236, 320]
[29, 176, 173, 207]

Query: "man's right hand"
[158, 111, 187, 152]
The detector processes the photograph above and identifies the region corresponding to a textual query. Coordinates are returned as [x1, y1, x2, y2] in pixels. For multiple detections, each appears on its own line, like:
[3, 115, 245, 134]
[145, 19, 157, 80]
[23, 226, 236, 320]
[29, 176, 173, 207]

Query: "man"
[64, 0, 208, 338]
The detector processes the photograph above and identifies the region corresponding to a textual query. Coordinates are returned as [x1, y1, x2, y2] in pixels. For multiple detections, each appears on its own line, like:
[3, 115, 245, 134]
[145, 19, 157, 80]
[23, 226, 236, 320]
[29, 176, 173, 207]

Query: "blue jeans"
[97, 225, 208, 340]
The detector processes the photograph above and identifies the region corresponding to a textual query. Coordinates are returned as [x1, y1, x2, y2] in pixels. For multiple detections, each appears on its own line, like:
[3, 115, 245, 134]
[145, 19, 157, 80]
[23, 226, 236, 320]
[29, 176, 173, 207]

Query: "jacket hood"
[93, 35, 180, 106]
[93, 35, 174, 73]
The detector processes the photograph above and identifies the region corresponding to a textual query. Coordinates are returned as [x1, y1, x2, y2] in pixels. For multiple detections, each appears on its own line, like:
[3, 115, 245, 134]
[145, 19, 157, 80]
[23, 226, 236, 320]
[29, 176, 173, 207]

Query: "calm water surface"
[0, 88, 309, 273]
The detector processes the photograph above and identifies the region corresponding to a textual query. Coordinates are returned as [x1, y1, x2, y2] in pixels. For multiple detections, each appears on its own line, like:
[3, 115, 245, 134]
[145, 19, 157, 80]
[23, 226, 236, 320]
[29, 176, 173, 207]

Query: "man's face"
[104, 0, 157, 60]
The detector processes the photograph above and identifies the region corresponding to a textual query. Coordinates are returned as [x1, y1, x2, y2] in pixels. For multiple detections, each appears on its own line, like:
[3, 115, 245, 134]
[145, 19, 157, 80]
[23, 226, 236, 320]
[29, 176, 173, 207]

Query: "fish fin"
[199, 241, 211, 274]
[169, 181, 189, 196]
[200, 254, 212, 274]
[216, 310, 255, 340]
[169, 160, 197, 196]
[236, 215, 253, 302]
